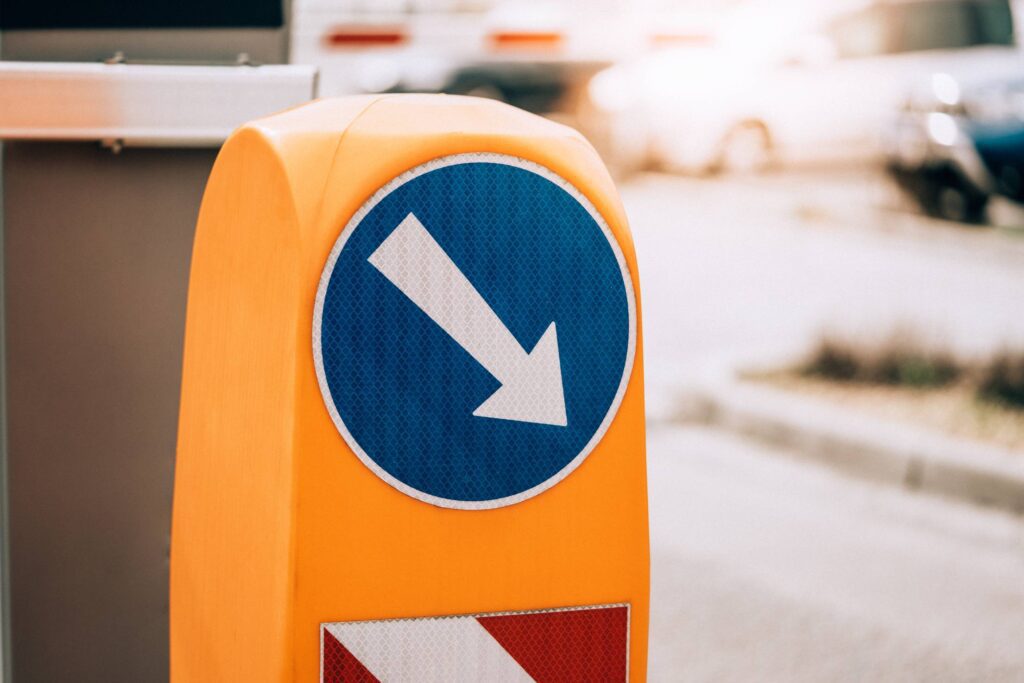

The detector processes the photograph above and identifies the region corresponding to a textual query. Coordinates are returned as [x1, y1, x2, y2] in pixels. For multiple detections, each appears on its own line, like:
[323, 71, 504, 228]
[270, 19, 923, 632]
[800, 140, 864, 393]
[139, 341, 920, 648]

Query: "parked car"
[580, 0, 1022, 174]
[386, 59, 606, 118]
[887, 73, 1024, 222]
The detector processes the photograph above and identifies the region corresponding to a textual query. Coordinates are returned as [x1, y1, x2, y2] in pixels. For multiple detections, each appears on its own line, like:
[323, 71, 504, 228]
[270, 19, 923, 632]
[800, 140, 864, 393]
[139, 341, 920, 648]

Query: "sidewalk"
[671, 378, 1024, 516]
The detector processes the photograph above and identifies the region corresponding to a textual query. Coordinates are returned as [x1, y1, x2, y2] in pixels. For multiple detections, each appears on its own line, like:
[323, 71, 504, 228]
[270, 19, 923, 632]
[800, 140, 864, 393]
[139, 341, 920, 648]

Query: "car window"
[975, 0, 1016, 46]
[891, 0, 1014, 52]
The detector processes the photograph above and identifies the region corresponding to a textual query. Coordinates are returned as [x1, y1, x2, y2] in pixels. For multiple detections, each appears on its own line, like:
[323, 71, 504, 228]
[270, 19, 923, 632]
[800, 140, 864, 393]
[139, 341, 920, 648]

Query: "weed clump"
[800, 333, 962, 388]
[979, 351, 1024, 408]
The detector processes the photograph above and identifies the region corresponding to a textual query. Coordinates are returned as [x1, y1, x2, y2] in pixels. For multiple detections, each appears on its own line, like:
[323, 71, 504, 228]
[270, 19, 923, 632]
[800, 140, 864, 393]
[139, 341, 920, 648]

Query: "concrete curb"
[675, 379, 1024, 516]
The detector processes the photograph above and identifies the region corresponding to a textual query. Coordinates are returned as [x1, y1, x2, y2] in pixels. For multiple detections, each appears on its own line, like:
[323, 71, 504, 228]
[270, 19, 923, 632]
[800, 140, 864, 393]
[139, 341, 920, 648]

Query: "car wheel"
[463, 83, 506, 103]
[935, 186, 988, 224]
[712, 122, 773, 175]
[916, 169, 989, 225]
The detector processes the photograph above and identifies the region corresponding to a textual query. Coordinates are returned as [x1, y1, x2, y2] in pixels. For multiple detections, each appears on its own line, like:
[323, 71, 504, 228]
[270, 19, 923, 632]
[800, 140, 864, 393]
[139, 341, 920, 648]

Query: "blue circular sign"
[314, 154, 636, 509]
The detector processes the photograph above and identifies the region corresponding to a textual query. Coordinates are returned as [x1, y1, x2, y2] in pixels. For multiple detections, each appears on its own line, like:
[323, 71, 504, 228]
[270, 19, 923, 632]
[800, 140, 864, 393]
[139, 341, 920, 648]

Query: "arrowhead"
[472, 322, 567, 427]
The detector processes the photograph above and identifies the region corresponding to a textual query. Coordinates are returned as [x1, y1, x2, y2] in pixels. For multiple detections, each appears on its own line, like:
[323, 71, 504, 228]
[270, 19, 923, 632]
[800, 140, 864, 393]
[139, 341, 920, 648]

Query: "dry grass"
[800, 332, 961, 388]
[757, 333, 1024, 451]
[979, 350, 1024, 409]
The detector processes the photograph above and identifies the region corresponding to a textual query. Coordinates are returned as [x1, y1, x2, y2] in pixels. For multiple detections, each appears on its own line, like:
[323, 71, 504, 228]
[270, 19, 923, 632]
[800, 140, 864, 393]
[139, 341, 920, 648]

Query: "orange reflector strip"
[325, 27, 406, 47]
[648, 32, 712, 47]
[489, 31, 564, 52]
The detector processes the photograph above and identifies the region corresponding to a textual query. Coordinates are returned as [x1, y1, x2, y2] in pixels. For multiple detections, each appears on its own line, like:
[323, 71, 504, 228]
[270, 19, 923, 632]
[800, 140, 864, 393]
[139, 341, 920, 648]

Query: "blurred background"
[301, 3, 1024, 678]
[2, 0, 1024, 680]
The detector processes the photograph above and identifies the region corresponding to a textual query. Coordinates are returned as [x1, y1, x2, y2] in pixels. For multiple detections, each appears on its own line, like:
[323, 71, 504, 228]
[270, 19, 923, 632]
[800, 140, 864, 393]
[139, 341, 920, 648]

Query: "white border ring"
[312, 153, 637, 509]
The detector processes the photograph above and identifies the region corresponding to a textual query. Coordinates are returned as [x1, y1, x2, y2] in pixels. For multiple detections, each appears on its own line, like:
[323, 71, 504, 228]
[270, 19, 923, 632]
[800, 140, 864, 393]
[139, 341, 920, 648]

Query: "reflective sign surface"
[314, 154, 636, 509]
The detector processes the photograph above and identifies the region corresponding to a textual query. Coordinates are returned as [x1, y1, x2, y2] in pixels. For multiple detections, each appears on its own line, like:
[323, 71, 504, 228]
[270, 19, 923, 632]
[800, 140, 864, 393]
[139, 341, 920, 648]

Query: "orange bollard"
[170, 95, 648, 682]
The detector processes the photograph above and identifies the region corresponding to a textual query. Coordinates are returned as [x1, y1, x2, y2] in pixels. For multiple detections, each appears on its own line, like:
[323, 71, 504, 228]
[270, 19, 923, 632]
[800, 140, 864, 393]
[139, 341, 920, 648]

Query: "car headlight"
[901, 73, 967, 116]
[931, 73, 961, 107]
[926, 112, 959, 146]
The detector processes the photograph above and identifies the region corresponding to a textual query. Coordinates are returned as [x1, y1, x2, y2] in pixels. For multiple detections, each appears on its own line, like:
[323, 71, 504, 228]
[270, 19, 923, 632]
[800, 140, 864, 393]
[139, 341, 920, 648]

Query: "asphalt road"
[625, 169, 1024, 681]
[623, 170, 1024, 404]
[647, 424, 1024, 682]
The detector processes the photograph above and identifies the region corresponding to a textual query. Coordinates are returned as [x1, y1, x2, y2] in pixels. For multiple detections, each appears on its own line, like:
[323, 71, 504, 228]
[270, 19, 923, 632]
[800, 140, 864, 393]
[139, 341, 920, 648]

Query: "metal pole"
[0, 137, 11, 683]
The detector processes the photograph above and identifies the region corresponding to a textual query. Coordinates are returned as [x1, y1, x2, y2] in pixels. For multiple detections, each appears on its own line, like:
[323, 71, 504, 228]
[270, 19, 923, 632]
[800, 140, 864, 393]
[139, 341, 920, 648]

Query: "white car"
[581, 0, 1023, 174]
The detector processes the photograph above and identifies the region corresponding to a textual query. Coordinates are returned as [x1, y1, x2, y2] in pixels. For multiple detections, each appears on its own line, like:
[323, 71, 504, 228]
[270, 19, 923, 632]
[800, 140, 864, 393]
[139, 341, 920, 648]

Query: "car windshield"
[891, 0, 1015, 52]
[828, 0, 1014, 58]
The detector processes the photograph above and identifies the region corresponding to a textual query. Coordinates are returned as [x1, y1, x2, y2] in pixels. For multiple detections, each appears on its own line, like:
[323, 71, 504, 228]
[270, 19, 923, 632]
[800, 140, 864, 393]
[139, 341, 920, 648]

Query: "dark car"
[887, 74, 1024, 223]
[387, 59, 606, 118]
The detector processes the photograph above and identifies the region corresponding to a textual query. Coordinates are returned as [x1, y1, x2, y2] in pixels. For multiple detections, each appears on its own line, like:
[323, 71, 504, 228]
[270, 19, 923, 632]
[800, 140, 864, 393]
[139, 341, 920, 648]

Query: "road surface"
[647, 424, 1024, 682]
[629, 170, 1024, 680]
[624, 170, 1024, 400]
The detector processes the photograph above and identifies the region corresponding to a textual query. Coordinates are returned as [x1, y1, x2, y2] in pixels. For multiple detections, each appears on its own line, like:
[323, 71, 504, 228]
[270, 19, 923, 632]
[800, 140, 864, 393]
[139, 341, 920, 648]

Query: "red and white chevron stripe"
[320, 603, 629, 682]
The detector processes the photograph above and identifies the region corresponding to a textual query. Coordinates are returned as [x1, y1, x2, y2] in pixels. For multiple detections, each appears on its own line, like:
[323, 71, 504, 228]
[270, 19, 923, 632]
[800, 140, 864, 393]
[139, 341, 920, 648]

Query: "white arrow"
[367, 213, 567, 427]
